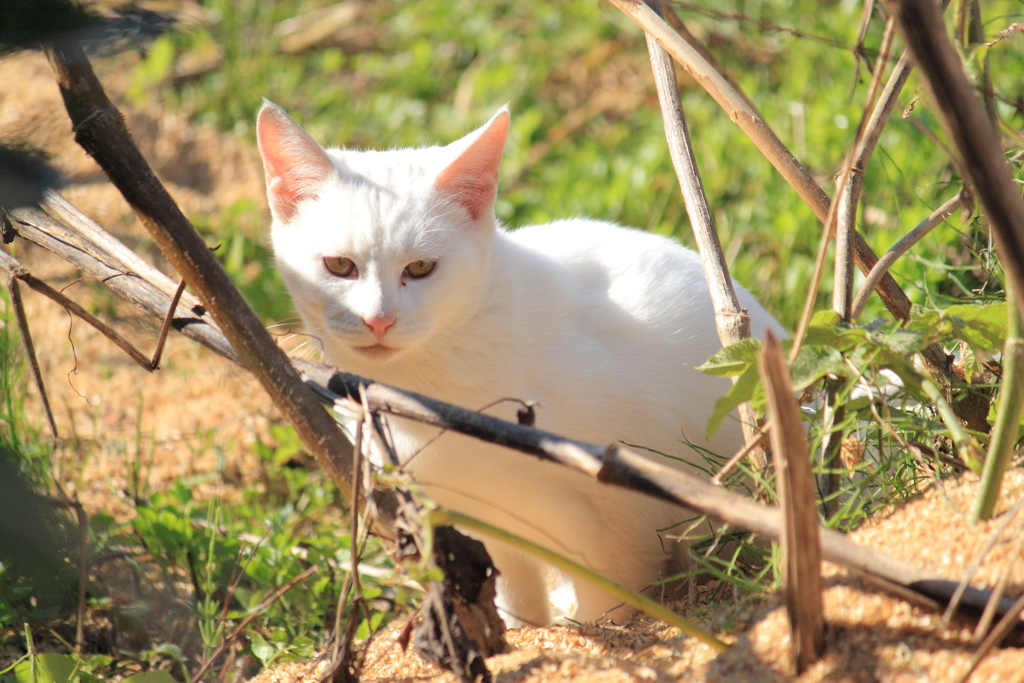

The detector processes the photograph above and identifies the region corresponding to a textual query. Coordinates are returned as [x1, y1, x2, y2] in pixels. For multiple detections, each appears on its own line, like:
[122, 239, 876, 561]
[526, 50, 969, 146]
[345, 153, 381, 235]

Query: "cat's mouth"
[353, 344, 398, 359]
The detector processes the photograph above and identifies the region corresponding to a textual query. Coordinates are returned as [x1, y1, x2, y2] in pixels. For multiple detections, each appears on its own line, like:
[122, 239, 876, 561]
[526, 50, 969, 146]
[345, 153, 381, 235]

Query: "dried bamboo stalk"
[833, 18, 896, 322]
[641, 0, 765, 470]
[761, 331, 825, 673]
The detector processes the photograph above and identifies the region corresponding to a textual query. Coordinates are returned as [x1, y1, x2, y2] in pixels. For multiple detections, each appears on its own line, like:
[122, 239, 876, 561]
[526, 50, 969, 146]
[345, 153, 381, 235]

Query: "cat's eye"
[404, 259, 436, 279]
[324, 256, 357, 278]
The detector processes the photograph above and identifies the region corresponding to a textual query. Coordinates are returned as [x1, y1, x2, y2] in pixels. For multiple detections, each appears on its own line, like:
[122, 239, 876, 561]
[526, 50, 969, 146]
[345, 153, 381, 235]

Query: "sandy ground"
[2, 44, 1024, 683]
[1, 49, 275, 520]
[250, 471, 1024, 683]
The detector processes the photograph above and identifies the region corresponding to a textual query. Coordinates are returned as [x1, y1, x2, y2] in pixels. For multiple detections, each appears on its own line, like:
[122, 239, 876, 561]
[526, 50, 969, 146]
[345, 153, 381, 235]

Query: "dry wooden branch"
[295, 359, 1023, 629]
[42, 39, 372, 531]
[760, 332, 825, 673]
[888, 0, 1024, 317]
[9, 199, 239, 363]
[943, 495, 1024, 626]
[641, 0, 765, 470]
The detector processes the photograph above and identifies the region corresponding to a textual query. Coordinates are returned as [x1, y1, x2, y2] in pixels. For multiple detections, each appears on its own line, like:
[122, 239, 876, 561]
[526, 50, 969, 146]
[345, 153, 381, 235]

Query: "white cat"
[256, 102, 783, 626]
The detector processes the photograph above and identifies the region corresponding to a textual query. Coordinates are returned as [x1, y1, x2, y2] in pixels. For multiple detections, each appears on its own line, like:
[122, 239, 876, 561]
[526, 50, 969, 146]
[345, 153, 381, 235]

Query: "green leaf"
[696, 338, 763, 378]
[876, 327, 927, 356]
[907, 310, 945, 346]
[706, 364, 760, 438]
[801, 309, 841, 345]
[14, 654, 77, 683]
[789, 345, 845, 391]
[946, 302, 1007, 354]
[249, 632, 277, 669]
[151, 644, 185, 666]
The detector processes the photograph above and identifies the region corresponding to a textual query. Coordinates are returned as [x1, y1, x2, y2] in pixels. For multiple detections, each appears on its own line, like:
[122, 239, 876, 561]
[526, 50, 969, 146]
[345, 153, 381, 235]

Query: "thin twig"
[957, 590, 1024, 683]
[973, 532, 1024, 643]
[5, 272, 58, 438]
[852, 191, 964, 320]
[943, 495, 1024, 626]
[150, 278, 187, 370]
[789, 197, 839, 361]
[833, 17, 895, 322]
[851, 0, 877, 86]
[661, 5, 761, 118]
[710, 420, 771, 485]
[323, 405, 365, 683]
[825, 24, 901, 513]
[0, 250, 154, 371]
[190, 566, 318, 683]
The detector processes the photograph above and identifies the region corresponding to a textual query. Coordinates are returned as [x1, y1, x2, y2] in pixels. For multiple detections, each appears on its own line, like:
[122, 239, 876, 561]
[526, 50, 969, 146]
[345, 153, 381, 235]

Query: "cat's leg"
[571, 575, 638, 625]
[484, 540, 551, 627]
[567, 504, 676, 624]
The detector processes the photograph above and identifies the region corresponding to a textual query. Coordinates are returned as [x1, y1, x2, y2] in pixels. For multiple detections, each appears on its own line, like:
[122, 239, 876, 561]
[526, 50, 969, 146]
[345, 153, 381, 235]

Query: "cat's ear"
[435, 107, 510, 222]
[256, 100, 336, 223]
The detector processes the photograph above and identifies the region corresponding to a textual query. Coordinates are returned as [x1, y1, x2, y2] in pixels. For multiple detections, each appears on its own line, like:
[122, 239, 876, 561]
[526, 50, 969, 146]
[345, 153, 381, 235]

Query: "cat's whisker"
[267, 318, 303, 330]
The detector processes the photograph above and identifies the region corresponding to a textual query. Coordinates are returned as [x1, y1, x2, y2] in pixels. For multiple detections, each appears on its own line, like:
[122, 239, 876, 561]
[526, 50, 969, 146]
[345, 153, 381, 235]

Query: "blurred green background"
[136, 0, 1024, 329]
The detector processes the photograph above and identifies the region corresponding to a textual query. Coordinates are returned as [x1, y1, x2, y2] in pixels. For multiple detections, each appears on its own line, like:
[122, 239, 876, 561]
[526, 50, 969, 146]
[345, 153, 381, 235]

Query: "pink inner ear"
[435, 110, 510, 221]
[256, 103, 334, 223]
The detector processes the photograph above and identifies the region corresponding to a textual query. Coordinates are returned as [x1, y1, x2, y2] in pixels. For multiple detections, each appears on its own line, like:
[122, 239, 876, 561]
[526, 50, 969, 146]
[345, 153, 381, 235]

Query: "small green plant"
[699, 301, 1010, 532]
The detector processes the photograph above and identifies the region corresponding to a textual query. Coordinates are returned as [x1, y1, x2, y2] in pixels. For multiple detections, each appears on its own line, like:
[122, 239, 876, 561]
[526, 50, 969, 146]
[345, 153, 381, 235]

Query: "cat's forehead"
[300, 148, 453, 259]
[328, 146, 446, 188]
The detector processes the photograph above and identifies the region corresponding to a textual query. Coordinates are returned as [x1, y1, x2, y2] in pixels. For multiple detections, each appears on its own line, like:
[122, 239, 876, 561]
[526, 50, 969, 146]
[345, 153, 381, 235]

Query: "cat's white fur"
[256, 102, 783, 626]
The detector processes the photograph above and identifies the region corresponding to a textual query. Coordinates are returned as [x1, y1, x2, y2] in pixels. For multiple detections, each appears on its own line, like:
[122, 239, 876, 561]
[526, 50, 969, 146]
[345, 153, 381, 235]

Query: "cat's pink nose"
[363, 316, 396, 340]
